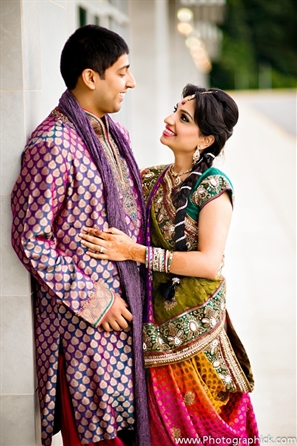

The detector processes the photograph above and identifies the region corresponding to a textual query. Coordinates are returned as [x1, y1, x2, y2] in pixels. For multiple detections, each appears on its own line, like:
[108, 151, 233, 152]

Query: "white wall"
[0, 1, 69, 444]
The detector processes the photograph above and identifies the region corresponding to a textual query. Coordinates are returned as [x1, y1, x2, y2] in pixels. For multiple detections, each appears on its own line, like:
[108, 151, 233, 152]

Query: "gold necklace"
[170, 165, 192, 185]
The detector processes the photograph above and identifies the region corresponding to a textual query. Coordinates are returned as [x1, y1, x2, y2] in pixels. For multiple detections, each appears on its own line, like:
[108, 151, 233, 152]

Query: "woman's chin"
[160, 136, 171, 148]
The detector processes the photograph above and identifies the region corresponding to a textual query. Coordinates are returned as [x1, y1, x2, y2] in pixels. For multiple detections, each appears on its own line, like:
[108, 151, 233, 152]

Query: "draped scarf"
[58, 89, 150, 446]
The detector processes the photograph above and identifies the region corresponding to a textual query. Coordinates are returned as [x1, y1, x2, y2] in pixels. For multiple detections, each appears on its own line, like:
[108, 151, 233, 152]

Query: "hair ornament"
[201, 90, 218, 95]
[204, 152, 216, 159]
[181, 93, 196, 105]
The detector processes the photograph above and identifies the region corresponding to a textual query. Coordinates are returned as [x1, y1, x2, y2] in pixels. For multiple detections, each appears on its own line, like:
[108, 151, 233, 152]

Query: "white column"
[0, 0, 36, 444]
[128, 0, 206, 169]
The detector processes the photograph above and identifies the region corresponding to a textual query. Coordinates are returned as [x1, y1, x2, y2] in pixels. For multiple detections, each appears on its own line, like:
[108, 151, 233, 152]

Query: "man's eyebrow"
[117, 64, 130, 71]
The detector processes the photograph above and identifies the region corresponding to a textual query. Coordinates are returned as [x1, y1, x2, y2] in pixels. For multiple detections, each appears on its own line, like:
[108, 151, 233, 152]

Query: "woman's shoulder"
[190, 167, 234, 208]
[199, 167, 233, 187]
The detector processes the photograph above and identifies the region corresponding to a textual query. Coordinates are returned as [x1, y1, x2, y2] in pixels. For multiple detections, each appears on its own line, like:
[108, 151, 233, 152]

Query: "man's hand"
[101, 293, 132, 332]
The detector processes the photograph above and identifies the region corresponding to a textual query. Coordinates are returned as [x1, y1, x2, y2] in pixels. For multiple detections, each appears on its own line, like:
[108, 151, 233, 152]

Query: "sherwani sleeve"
[11, 141, 114, 327]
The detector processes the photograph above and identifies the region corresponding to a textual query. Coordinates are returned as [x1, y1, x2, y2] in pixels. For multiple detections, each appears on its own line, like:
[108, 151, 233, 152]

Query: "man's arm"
[11, 139, 122, 328]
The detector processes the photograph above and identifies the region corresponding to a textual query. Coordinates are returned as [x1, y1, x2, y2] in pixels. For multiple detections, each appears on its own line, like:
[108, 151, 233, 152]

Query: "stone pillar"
[0, 1, 36, 444]
[0, 1, 67, 444]
[128, 0, 206, 169]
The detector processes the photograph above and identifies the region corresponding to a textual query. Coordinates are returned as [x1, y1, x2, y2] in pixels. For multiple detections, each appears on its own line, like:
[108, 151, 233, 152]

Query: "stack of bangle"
[145, 247, 173, 273]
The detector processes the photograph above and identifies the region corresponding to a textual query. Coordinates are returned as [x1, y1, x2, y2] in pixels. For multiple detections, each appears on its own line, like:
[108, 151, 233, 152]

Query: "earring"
[193, 146, 201, 164]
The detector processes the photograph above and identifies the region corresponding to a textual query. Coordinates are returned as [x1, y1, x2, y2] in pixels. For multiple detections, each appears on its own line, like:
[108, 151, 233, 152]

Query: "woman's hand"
[79, 227, 144, 262]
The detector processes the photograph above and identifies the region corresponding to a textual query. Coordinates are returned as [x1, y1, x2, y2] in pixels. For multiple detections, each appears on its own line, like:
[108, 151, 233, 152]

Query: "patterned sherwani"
[11, 108, 143, 445]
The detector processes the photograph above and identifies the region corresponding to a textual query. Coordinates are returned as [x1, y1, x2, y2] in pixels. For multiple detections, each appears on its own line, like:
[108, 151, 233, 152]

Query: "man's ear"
[81, 69, 96, 90]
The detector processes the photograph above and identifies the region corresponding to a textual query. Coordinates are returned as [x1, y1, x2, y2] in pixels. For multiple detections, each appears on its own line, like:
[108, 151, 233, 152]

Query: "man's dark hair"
[60, 25, 129, 90]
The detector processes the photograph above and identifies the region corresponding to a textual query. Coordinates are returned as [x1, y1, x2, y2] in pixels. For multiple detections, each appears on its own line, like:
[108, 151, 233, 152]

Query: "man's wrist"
[77, 282, 115, 327]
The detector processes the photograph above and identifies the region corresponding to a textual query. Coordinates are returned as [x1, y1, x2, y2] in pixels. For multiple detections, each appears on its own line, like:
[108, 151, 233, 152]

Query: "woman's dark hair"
[60, 25, 129, 90]
[173, 84, 239, 251]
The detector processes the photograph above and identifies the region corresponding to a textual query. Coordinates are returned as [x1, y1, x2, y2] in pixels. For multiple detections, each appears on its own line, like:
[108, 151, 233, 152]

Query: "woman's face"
[160, 98, 203, 156]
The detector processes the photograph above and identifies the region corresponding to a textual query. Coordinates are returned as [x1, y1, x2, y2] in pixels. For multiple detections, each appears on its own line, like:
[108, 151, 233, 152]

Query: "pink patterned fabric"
[147, 362, 258, 445]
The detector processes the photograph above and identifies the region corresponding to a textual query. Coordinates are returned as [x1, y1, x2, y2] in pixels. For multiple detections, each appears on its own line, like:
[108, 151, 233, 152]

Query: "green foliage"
[210, 0, 297, 89]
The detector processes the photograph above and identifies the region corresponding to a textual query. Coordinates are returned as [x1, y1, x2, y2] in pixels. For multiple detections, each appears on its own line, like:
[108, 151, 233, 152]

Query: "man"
[11, 25, 150, 446]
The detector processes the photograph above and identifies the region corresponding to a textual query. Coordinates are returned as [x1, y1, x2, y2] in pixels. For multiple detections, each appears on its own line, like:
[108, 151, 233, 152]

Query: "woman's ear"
[199, 135, 215, 152]
[81, 69, 97, 90]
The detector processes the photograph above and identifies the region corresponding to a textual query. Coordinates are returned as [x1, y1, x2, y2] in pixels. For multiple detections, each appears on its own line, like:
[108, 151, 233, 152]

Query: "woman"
[80, 85, 259, 444]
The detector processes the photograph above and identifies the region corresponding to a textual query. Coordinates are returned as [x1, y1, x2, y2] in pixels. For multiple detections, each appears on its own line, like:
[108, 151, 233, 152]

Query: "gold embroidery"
[204, 337, 236, 392]
[87, 114, 139, 224]
[164, 298, 178, 311]
[172, 427, 181, 440]
[219, 330, 253, 393]
[144, 321, 224, 368]
[184, 390, 195, 406]
[191, 174, 233, 208]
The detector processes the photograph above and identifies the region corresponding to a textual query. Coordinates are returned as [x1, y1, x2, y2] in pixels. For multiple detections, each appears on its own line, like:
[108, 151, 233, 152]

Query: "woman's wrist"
[145, 247, 173, 273]
[127, 243, 146, 263]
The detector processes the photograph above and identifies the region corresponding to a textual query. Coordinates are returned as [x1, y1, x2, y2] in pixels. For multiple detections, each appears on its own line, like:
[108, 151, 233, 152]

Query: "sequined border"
[143, 282, 226, 366]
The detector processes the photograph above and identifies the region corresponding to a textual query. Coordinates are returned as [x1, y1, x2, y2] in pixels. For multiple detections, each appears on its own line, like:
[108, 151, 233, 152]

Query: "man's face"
[93, 53, 136, 117]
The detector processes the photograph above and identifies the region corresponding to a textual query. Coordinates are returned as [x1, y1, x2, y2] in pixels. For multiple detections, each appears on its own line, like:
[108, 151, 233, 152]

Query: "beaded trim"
[143, 281, 226, 366]
[143, 320, 224, 367]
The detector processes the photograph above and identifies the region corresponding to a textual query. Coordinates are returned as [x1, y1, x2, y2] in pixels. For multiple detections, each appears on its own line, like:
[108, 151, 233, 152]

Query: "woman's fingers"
[82, 226, 119, 241]
[80, 237, 106, 253]
[82, 227, 102, 237]
[107, 227, 125, 235]
[80, 231, 106, 244]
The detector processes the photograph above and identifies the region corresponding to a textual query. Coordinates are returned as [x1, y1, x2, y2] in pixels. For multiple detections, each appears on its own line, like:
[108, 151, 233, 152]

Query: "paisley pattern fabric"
[11, 109, 143, 445]
[141, 165, 259, 445]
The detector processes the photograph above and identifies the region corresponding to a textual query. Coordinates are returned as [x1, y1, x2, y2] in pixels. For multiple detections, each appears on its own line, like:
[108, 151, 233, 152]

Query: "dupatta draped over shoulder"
[141, 164, 259, 446]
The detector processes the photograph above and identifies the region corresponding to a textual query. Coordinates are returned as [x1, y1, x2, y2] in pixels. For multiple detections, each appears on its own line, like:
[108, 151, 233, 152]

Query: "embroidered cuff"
[77, 282, 115, 327]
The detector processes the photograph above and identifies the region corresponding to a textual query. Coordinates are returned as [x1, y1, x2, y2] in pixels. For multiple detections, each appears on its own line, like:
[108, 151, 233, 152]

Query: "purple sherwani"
[11, 108, 143, 445]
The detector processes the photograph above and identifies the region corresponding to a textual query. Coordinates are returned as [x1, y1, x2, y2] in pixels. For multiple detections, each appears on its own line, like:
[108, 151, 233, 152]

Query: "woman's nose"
[164, 113, 175, 125]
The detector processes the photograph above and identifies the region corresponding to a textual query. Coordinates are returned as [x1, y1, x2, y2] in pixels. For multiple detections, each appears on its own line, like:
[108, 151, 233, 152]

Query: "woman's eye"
[181, 113, 189, 122]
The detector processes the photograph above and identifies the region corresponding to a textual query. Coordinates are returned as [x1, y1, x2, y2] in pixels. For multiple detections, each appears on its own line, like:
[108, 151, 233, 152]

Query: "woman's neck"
[172, 156, 193, 174]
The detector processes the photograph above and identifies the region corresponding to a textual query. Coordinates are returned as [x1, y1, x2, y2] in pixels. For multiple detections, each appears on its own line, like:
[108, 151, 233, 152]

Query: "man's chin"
[109, 104, 122, 114]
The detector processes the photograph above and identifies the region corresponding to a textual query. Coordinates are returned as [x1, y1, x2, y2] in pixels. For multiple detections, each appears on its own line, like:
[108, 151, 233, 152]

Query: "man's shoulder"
[27, 109, 79, 147]
[24, 108, 83, 160]
[30, 108, 76, 139]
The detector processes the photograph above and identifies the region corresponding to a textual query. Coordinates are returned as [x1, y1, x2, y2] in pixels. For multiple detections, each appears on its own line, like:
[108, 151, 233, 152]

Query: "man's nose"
[127, 72, 136, 89]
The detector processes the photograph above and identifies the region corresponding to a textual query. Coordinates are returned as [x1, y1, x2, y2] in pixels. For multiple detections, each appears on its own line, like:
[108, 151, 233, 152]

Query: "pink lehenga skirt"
[146, 353, 259, 445]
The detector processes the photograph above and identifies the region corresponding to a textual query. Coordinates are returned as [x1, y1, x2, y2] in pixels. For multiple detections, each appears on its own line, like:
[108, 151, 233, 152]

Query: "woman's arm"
[171, 192, 232, 278]
[79, 191, 232, 279]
